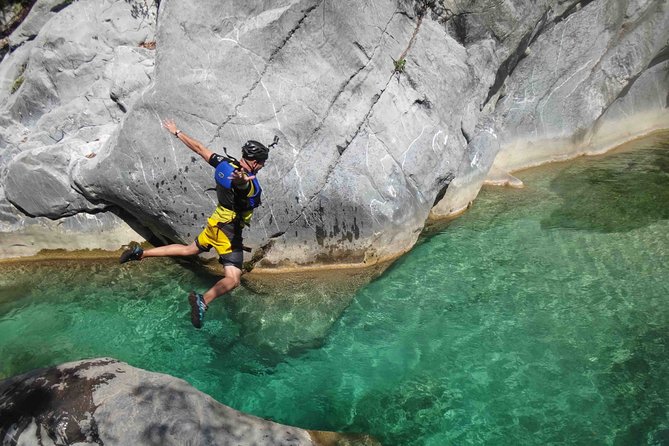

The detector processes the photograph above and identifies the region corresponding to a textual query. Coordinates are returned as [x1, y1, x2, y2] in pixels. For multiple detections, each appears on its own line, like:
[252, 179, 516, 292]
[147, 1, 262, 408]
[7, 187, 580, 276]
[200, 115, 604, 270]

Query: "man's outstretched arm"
[162, 119, 214, 162]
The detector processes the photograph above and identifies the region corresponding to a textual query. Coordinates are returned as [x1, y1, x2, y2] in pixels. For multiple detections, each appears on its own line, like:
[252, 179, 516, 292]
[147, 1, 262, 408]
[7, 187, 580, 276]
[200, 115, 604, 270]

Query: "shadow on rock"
[131, 382, 259, 446]
[129, 381, 379, 446]
[0, 358, 117, 445]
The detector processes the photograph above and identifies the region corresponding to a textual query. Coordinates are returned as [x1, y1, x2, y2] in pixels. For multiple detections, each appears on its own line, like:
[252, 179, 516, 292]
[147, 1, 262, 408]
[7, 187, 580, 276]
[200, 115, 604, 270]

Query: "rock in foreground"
[0, 358, 379, 446]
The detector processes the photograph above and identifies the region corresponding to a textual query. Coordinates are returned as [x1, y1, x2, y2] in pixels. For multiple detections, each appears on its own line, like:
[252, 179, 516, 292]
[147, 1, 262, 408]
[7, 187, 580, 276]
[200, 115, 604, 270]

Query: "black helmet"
[242, 140, 269, 162]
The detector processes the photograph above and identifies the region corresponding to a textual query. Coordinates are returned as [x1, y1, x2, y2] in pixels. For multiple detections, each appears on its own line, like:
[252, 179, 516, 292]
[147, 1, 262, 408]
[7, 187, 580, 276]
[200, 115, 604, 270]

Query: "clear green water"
[1, 133, 668, 445]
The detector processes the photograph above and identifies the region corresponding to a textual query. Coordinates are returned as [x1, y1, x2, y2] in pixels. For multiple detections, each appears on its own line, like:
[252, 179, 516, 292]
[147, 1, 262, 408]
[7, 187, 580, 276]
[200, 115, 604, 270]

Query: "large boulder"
[0, 0, 158, 257]
[434, 0, 669, 215]
[0, 358, 378, 446]
[0, 0, 667, 266]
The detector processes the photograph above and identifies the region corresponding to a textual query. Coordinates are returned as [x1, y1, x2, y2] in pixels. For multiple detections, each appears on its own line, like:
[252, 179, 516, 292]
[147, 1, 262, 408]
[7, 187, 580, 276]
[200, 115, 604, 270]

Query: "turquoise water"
[1, 133, 668, 445]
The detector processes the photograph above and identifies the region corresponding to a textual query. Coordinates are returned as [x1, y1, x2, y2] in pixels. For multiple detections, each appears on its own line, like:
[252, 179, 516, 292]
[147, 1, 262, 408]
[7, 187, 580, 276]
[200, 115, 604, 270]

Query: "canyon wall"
[0, 0, 666, 267]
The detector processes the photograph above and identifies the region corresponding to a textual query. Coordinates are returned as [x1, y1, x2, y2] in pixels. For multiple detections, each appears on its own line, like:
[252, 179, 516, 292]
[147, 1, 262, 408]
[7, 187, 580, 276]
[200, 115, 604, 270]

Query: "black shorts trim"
[219, 250, 243, 269]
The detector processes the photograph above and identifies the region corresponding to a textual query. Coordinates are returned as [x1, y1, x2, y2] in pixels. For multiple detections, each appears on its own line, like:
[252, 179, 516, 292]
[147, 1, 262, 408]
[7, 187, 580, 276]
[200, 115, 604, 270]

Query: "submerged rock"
[0, 357, 379, 446]
[0, 0, 667, 267]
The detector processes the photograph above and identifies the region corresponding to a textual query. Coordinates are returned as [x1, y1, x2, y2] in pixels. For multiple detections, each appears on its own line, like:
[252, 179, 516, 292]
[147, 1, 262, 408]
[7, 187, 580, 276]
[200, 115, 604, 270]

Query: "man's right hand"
[162, 119, 178, 135]
[161, 118, 214, 162]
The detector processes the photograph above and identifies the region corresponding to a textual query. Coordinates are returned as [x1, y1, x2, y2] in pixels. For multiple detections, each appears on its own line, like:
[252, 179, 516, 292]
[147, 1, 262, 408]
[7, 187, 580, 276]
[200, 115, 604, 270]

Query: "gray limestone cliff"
[0, 0, 667, 267]
[0, 358, 379, 446]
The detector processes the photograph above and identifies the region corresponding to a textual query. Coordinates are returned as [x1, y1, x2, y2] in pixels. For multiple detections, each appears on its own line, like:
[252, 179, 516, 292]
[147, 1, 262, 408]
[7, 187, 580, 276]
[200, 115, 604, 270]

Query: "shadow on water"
[541, 147, 669, 233]
[173, 258, 385, 370]
[346, 373, 459, 445]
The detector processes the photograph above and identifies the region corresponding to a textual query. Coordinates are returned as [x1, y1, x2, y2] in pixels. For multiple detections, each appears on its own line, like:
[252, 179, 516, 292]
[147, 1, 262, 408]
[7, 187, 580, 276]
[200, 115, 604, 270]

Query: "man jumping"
[119, 119, 273, 329]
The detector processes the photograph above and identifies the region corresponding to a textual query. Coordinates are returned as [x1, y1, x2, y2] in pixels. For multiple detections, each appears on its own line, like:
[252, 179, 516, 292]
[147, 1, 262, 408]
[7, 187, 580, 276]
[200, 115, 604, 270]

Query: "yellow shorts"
[195, 219, 243, 268]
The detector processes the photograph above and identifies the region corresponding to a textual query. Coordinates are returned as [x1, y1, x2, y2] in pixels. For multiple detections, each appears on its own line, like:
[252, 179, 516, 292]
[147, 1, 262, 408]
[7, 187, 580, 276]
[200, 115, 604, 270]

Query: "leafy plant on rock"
[393, 57, 407, 73]
[10, 62, 26, 94]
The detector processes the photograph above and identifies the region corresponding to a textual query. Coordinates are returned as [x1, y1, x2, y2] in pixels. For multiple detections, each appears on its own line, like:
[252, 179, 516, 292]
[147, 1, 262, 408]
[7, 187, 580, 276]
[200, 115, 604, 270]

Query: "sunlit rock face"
[0, 0, 667, 266]
[432, 0, 669, 216]
[0, 0, 157, 256]
[0, 358, 376, 446]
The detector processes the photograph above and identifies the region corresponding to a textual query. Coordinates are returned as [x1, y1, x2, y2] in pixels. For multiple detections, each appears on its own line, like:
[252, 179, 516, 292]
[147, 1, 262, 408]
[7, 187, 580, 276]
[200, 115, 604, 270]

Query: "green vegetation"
[10, 62, 25, 94]
[1, 0, 36, 40]
[392, 57, 406, 73]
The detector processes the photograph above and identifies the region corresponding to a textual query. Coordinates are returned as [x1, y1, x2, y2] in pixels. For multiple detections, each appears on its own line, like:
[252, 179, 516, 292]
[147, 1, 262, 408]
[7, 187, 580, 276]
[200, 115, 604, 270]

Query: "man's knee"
[225, 267, 242, 288]
[228, 274, 241, 289]
[229, 278, 241, 290]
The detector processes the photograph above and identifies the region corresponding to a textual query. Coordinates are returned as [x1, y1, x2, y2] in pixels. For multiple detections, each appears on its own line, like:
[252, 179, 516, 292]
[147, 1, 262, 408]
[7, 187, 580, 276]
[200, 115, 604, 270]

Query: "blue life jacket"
[213, 159, 262, 211]
[214, 160, 236, 189]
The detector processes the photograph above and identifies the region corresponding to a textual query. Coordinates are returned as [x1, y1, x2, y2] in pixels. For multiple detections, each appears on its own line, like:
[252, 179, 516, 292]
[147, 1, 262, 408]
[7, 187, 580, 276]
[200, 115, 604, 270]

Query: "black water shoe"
[188, 291, 208, 329]
[119, 245, 143, 264]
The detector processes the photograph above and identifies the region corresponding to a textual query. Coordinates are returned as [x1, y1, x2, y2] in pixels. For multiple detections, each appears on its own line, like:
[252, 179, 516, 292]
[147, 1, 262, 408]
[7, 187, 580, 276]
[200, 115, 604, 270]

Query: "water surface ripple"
[1, 133, 668, 445]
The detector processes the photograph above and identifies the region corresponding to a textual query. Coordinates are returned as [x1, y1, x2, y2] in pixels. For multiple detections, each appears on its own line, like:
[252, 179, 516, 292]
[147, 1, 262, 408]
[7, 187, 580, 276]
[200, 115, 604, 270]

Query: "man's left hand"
[229, 169, 255, 184]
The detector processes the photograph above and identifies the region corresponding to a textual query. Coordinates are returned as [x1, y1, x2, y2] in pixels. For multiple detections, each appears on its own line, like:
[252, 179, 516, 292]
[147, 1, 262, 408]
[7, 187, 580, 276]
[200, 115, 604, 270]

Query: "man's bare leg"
[188, 265, 242, 329]
[120, 241, 201, 264]
[202, 265, 242, 306]
[141, 242, 200, 259]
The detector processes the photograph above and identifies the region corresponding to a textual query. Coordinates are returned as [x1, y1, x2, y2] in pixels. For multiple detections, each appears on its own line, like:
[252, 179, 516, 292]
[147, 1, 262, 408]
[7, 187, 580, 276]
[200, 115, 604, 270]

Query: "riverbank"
[485, 121, 669, 189]
[1, 129, 667, 279]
